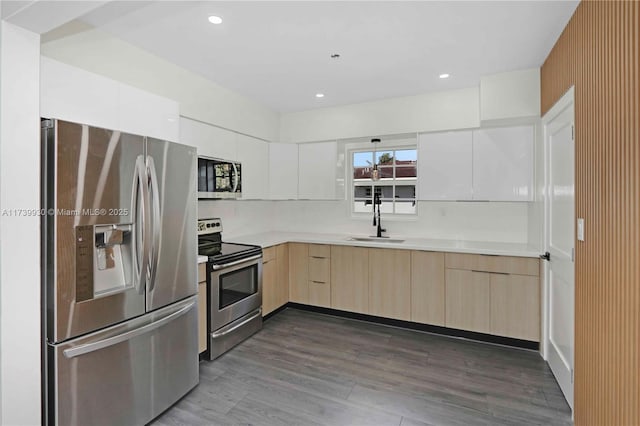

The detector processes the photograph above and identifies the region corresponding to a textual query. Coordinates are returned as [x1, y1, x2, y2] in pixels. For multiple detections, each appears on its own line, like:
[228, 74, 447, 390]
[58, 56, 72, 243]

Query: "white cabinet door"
[269, 143, 298, 200]
[118, 84, 179, 142]
[237, 134, 269, 199]
[418, 131, 473, 200]
[41, 57, 119, 130]
[41, 57, 179, 141]
[472, 126, 534, 201]
[180, 118, 237, 160]
[298, 141, 338, 200]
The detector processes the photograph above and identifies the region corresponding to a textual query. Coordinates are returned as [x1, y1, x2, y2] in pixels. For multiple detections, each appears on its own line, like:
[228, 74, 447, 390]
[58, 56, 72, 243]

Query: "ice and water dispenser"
[75, 223, 135, 302]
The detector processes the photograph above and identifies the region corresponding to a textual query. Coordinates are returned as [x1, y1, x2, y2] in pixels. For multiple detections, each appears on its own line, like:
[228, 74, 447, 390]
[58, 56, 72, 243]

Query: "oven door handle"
[211, 254, 262, 271]
[210, 309, 262, 338]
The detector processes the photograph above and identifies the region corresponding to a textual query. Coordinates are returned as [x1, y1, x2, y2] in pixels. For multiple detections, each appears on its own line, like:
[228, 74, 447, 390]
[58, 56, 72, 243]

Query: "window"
[352, 148, 417, 215]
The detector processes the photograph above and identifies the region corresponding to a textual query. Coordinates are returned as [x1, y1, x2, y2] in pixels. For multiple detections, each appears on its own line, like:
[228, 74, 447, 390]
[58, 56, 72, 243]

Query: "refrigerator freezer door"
[44, 120, 147, 343]
[145, 138, 197, 311]
[48, 296, 199, 426]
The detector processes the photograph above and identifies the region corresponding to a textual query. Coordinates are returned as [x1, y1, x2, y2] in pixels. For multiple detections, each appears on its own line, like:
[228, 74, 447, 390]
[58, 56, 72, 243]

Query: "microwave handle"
[232, 162, 239, 193]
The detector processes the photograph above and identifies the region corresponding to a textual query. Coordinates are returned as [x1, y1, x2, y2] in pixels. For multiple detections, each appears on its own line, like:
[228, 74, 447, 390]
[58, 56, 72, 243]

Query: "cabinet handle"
[311, 280, 326, 284]
[310, 256, 327, 259]
[263, 259, 273, 264]
[472, 269, 509, 275]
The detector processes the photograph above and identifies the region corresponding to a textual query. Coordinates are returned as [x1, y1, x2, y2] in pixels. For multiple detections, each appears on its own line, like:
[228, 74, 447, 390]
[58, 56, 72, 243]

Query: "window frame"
[346, 137, 418, 219]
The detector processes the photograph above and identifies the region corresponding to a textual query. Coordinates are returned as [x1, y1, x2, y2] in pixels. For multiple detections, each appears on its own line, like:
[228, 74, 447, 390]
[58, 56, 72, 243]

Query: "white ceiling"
[76, 1, 579, 113]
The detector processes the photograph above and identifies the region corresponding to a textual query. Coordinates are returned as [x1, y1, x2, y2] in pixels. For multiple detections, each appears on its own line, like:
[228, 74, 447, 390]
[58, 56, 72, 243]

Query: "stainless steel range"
[198, 218, 263, 359]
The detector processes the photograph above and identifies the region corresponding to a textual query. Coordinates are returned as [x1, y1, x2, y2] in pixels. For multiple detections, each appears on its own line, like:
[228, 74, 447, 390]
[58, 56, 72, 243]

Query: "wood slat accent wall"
[541, 2, 639, 425]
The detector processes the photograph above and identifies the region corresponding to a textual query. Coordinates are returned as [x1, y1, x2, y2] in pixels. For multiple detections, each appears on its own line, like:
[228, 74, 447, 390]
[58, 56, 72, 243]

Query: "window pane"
[374, 186, 394, 198]
[354, 186, 372, 199]
[353, 151, 373, 167]
[379, 199, 394, 214]
[377, 166, 393, 179]
[376, 151, 394, 166]
[395, 199, 417, 214]
[353, 152, 373, 180]
[395, 166, 417, 179]
[395, 185, 416, 199]
[353, 200, 373, 213]
[395, 149, 417, 165]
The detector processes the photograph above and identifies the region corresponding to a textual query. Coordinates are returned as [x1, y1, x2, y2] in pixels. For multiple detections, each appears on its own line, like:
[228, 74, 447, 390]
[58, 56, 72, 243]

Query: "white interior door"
[542, 87, 575, 410]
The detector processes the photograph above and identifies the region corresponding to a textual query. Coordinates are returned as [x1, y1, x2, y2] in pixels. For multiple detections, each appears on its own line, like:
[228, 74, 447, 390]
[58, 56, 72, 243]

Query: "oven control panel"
[198, 218, 222, 235]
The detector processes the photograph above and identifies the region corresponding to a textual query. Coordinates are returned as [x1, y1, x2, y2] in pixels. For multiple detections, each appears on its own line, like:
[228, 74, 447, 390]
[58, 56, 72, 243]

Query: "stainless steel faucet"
[372, 193, 386, 238]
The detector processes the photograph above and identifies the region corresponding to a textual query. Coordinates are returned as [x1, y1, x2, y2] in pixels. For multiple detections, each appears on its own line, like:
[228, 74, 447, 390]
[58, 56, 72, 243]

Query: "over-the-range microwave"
[197, 156, 242, 199]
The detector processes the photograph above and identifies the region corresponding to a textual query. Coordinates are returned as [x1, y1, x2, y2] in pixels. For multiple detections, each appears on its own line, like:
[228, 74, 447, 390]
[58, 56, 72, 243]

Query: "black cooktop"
[199, 241, 262, 265]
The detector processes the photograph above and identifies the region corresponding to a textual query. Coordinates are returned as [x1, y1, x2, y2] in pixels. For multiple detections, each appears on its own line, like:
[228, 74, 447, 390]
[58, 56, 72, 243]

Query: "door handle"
[231, 162, 239, 193]
[540, 251, 551, 261]
[133, 155, 150, 294]
[146, 156, 161, 291]
[210, 309, 261, 338]
[63, 300, 195, 358]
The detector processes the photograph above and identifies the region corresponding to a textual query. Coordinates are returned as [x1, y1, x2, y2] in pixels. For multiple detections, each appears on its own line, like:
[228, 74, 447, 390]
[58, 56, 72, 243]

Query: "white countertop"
[227, 231, 540, 258]
[197, 255, 208, 264]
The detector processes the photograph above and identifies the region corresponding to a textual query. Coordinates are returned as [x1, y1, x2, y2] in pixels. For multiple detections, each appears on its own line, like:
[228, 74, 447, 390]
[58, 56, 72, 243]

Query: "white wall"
[41, 24, 279, 142]
[280, 87, 480, 143]
[198, 201, 274, 239]
[0, 21, 41, 426]
[480, 68, 541, 124]
[271, 200, 529, 243]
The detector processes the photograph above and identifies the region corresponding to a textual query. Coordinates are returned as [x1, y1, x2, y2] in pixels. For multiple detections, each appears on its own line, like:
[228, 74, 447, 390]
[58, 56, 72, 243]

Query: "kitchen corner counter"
[227, 232, 541, 258]
[197, 255, 208, 264]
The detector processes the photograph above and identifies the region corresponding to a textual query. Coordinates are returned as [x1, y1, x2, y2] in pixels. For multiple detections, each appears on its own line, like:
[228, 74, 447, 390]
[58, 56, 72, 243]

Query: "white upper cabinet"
[418, 131, 473, 200]
[298, 141, 338, 200]
[180, 118, 237, 160]
[472, 125, 534, 201]
[41, 57, 179, 141]
[118, 85, 179, 142]
[269, 143, 299, 200]
[236, 134, 269, 200]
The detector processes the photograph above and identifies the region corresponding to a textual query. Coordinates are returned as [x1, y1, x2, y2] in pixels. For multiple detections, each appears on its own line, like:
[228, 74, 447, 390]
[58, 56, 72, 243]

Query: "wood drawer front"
[263, 246, 277, 263]
[445, 253, 539, 276]
[198, 263, 207, 283]
[309, 257, 330, 283]
[308, 281, 330, 308]
[308, 244, 330, 258]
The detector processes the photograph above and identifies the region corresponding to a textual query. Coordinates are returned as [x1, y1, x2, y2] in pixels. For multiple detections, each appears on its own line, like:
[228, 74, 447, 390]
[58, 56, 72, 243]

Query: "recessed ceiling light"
[439, 73, 450, 79]
[315, 93, 325, 98]
[208, 15, 223, 24]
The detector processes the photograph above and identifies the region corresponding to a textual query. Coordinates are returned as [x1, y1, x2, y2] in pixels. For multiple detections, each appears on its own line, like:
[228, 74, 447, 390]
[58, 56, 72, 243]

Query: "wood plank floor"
[153, 308, 572, 426]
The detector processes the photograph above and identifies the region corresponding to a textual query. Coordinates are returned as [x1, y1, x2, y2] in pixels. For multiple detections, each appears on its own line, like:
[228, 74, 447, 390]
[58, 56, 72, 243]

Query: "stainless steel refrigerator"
[41, 119, 199, 425]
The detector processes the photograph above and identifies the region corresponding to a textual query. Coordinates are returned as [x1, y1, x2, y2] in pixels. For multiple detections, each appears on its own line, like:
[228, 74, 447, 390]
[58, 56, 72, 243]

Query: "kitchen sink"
[347, 236, 405, 243]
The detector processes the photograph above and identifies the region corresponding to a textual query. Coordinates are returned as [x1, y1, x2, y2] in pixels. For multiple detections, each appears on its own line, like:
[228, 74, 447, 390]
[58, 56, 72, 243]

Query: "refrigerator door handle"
[232, 162, 239, 193]
[146, 155, 161, 291]
[62, 300, 196, 358]
[133, 155, 151, 294]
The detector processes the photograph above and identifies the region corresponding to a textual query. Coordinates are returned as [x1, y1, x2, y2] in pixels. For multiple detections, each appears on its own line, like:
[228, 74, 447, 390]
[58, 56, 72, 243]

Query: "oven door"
[209, 254, 262, 330]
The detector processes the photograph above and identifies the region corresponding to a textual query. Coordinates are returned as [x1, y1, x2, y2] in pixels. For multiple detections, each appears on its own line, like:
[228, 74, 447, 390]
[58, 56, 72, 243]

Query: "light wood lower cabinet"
[262, 247, 278, 315]
[308, 245, 330, 308]
[262, 244, 290, 316]
[490, 273, 540, 341]
[289, 243, 309, 303]
[197, 263, 207, 354]
[330, 245, 369, 314]
[444, 253, 540, 341]
[368, 248, 411, 321]
[411, 251, 445, 326]
[445, 269, 491, 334]
[275, 244, 289, 308]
